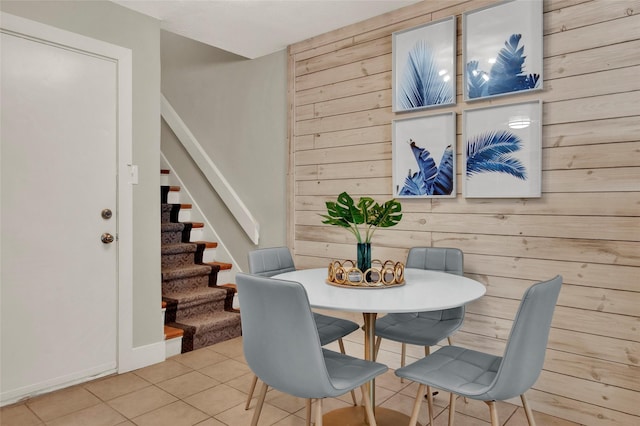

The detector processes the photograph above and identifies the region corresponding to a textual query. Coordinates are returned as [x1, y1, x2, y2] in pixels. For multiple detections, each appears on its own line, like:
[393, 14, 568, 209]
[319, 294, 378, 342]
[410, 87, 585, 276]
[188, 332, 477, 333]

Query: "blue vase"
[357, 243, 372, 281]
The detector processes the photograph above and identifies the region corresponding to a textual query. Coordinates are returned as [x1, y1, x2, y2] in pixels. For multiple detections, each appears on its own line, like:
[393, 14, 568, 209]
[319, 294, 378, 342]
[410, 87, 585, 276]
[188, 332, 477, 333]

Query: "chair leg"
[485, 400, 499, 426]
[305, 399, 312, 426]
[448, 393, 456, 426]
[521, 394, 536, 426]
[374, 336, 382, 360]
[360, 384, 377, 426]
[337, 338, 357, 406]
[426, 385, 434, 426]
[250, 382, 269, 426]
[245, 375, 259, 410]
[400, 343, 406, 383]
[409, 383, 425, 426]
[315, 398, 323, 426]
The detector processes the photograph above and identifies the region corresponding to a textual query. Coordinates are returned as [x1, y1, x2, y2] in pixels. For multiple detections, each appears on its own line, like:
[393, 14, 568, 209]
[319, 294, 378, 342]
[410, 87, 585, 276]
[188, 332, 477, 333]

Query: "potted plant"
[320, 192, 402, 275]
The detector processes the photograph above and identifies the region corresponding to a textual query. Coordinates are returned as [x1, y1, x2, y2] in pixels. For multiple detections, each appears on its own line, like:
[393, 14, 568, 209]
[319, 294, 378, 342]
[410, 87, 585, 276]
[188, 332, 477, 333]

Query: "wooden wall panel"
[288, 0, 640, 424]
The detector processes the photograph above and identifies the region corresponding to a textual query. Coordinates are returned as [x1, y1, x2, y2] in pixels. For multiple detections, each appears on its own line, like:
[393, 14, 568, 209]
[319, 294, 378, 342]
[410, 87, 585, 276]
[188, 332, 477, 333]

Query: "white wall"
[160, 30, 288, 270]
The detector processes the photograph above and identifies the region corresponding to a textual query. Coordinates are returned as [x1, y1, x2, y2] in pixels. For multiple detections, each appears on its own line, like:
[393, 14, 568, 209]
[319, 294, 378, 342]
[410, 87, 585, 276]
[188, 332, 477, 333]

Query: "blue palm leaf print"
[488, 34, 540, 96]
[432, 145, 454, 195]
[466, 131, 527, 180]
[466, 34, 540, 99]
[399, 140, 455, 196]
[399, 41, 453, 109]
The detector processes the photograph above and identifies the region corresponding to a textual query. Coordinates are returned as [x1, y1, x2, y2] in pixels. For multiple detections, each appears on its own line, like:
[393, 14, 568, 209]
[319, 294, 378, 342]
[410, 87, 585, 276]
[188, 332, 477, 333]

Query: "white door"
[1, 21, 120, 401]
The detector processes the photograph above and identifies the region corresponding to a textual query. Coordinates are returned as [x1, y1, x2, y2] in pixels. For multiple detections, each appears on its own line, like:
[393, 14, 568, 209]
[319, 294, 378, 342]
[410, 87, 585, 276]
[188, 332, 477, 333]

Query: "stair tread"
[205, 261, 232, 270]
[183, 222, 204, 228]
[161, 242, 197, 253]
[192, 241, 218, 248]
[161, 169, 170, 174]
[163, 286, 228, 300]
[164, 325, 184, 339]
[162, 264, 212, 280]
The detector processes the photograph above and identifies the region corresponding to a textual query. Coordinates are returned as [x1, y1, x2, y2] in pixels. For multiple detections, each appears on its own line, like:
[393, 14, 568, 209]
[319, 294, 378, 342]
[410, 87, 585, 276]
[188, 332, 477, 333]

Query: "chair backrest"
[406, 247, 463, 275]
[487, 275, 562, 401]
[407, 247, 464, 320]
[235, 273, 337, 399]
[248, 246, 296, 277]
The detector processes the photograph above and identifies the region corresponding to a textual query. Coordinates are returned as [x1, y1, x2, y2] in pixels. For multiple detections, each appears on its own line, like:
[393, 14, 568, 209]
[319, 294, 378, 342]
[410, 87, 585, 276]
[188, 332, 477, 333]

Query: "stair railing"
[161, 94, 259, 244]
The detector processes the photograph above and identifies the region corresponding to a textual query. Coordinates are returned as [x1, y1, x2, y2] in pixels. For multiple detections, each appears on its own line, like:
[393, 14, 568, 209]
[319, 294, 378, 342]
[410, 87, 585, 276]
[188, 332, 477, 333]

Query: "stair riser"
[173, 300, 228, 322]
[161, 231, 183, 245]
[162, 275, 213, 293]
[162, 253, 197, 269]
[190, 322, 242, 351]
[173, 314, 242, 352]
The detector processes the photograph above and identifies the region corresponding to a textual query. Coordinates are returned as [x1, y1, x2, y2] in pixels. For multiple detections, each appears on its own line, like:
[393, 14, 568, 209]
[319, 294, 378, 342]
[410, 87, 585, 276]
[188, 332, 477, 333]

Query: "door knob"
[101, 209, 113, 219]
[101, 233, 114, 244]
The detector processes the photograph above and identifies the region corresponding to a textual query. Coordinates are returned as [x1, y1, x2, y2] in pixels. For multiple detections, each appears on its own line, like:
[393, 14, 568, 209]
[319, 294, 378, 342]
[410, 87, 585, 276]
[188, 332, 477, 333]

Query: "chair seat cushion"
[375, 312, 463, 346]
[395, 345, 501, 399]
[314, 312, 359, 346]
[322, 348, 388, 397]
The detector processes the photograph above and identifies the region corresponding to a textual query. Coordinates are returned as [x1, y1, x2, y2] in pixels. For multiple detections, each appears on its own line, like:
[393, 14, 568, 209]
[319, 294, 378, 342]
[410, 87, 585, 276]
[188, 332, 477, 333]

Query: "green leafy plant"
[320, 192, 403, 243]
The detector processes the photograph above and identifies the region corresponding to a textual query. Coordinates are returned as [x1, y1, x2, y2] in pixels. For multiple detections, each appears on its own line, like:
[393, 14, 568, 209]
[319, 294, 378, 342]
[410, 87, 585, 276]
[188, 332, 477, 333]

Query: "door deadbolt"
[101, 209, 113, 219]
[101, 233, 115, 244]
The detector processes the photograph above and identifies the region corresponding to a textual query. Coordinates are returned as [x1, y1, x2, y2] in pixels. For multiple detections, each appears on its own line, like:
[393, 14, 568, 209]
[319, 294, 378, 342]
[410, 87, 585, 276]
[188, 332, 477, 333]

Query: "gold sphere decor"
[326, 259, 405, 288]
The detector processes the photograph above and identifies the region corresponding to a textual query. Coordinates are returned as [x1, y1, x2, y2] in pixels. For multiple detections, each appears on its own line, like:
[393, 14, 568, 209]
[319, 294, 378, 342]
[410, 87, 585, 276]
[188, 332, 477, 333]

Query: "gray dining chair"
[236, 273, 388, 426]
[245, 247, 360, 410]
[396, 275, 562, 426]
[374, 247, 465, 373]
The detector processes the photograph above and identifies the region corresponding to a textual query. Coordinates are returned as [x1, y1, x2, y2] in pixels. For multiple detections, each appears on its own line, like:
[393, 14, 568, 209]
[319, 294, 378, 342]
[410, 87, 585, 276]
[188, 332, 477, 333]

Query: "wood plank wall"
[287, 0, 640, 424]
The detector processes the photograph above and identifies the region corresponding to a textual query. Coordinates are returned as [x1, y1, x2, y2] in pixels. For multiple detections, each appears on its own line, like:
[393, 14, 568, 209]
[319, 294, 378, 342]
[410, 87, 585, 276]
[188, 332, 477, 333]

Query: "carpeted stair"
[161, 175, 241, 353]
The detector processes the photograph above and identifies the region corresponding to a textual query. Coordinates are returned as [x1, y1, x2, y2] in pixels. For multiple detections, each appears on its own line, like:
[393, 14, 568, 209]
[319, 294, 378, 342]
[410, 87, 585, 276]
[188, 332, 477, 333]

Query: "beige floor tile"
[271, 413, 308, 426]
[454, 398, 517, 423]
[301, 396, 353, 420]
[184, 383, 248, 416]
[379, 391, 447, 426]
[0, 403, 44, 426]
[107, 385, 177, 418]
[84, 372, 151, 401]
[434, 408, 491, 426]
[114, 421, 135, 426]
[156, 371, 219, 399]
[207, 336, 245, 359]
[376, 369, 413, 393]
[504, 406, 584, 426]
[215, 400, 289, 426]
[194, 418, 227, 426]
[264, 389, 307, 413]
[172, 347, 229, 370]
[131, 400, 209, 426]
[26, 386, 101, 421]
[198, 358, 252, 383]
[133, 359, 194, 384]
[45, 402, 127, 426]
[224, 371, 256, 395]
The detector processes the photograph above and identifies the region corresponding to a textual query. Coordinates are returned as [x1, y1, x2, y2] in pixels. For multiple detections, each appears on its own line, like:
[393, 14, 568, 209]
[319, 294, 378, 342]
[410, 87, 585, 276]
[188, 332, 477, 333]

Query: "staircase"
[161, 169, 241, 353]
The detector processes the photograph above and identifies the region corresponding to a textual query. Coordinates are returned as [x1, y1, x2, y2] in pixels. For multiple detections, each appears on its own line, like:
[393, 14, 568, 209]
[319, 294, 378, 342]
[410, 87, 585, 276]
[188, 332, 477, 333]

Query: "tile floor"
[1, 313, 583, 426]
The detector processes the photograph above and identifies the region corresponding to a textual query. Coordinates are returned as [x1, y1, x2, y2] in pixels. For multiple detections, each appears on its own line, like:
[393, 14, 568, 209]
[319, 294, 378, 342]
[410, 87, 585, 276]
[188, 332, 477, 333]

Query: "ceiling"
[112, 0, 421, 59]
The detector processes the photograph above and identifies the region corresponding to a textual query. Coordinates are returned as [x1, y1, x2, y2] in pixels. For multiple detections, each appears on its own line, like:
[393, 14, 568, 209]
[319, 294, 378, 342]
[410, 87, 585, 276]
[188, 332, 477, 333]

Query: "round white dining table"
[273, 267, 486, 426]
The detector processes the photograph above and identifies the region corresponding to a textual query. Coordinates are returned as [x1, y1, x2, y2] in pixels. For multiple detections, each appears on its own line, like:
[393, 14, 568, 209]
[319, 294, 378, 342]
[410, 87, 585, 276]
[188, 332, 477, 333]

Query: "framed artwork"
[463, 100, 542, 198]
[392, 112, 456, 198]
[463, 0, 543, 101]
[392, 16, 456, 112]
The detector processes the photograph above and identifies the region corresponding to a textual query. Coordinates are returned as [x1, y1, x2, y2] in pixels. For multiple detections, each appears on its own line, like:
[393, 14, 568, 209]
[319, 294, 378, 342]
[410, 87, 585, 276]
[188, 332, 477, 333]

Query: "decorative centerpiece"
[326, 259, 405, 288]
[320, 192, 403, 284]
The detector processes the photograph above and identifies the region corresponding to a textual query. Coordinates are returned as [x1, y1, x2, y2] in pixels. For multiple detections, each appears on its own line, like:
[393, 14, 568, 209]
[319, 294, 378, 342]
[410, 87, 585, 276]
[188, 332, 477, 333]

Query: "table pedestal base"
[323, 406, 422, 426]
